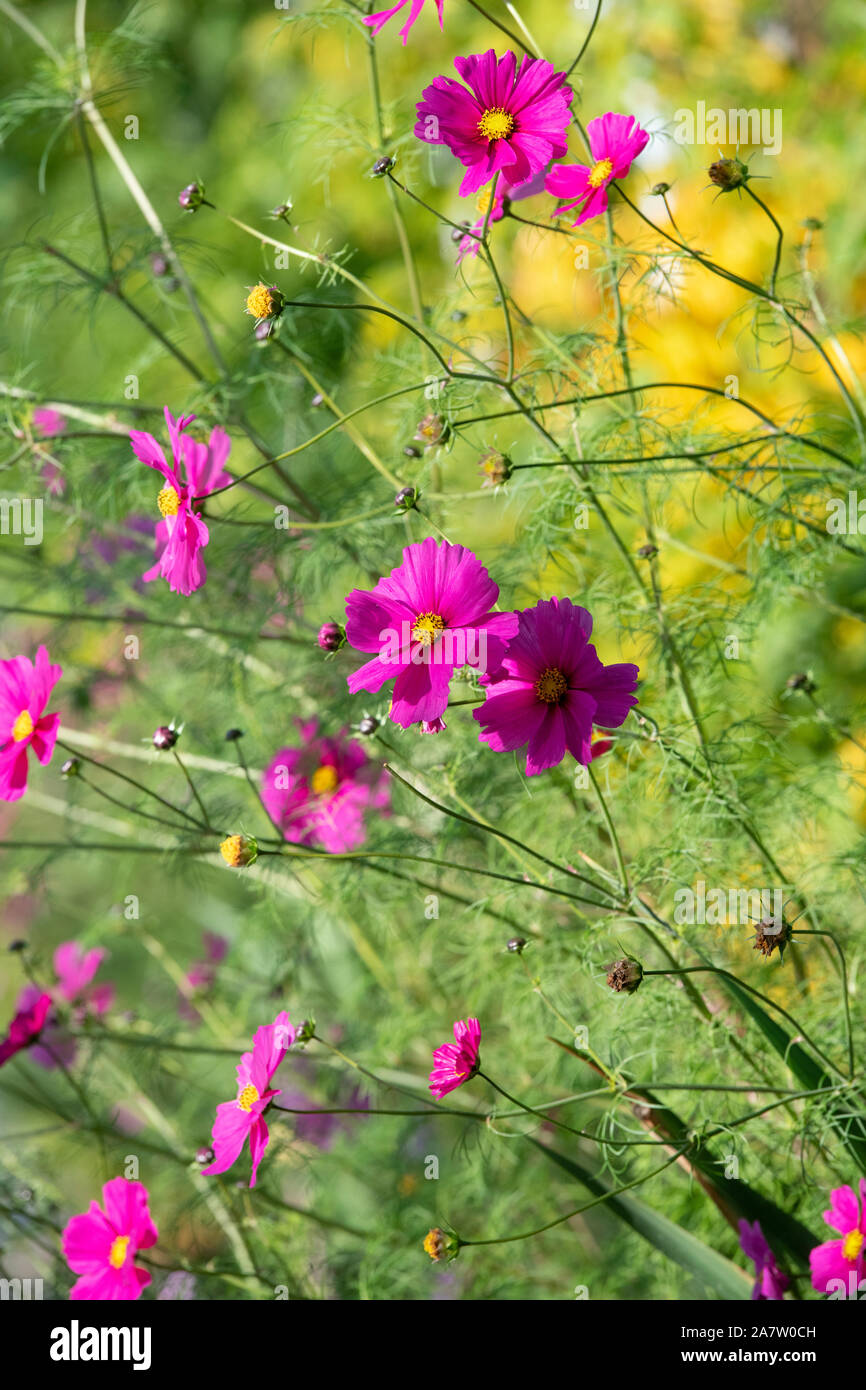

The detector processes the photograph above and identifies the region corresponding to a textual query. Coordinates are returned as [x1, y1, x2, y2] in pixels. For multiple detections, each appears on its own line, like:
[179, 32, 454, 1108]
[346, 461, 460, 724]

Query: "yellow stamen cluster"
[588, 157, 613, 188]
[477, 107, 514, 142]
[310, 764, 339, 796]
[157, 486, 180, 518]
[246, 283, 277, 320]
[413, 612, 446, 645]
[534, 666, 568, 704]
[842, 1228, 864, 1262]
[12, 710, 34, 742]
[108, 1235, 130, 1270]
[237, 1082, 260, 1113]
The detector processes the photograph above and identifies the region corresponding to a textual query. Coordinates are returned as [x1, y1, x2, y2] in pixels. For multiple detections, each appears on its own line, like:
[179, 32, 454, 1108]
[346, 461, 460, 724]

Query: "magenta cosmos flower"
[738, 1220, 789, 1301]
[546, 112, 649, 227]
[129, 406, 232, 596]
[365, 0, 442, 44]
[33, 406, 67, 438]
[345, 537, 518, 729]
[415, 50, 572, 197]
[262, 720, 390, 853]
[474, 596, 639, 775]
[62, 1177, 158, 1301]
[809, 1179, 866, 1295]
[430, 1017, 481, 1098]
[0, 644, 62, 802]
[0, 992, 51, 1068]
[202, 1012, 296, 1188]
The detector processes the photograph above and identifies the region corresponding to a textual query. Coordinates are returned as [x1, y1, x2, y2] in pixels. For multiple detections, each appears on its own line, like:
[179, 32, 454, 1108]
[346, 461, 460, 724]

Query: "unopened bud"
[178, 182, 204, 211]
[152, 725, 178, 750]
[707, 157, 749, 192]
[358, 715, 379, 736]
[318, 621, 345, 653]
[394, 485, 417, 510]
[371, 155, 395, 178]
[60, 757, 80, 777]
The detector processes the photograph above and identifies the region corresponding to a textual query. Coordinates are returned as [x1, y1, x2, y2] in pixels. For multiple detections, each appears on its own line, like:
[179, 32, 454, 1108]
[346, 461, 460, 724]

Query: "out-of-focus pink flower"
[262, 720, 390, 853]
[0, 645, 63, 802]
[13, 942, 114, 1069]
[474, 596, 639, 775]
[40, 461, 66, 496]
[344, 537, 518, 730]
[429, 1017, 481, 1098]
[415, 50, 572, 197]
[202, 1012, 297, 1187]
[546, 112, 649, 226]
[130, 406, 232, 596]
[365, 0, 442, 44]
[62, 1177, 158, 1300]
[738, 1220, 789, 1300]
[455, 168, 547, 265]
[0, 991, 51, 1067]
[809, 1179, 866, 1294]
[33, 407, 67, 438]
[179, 931, 228, 1023]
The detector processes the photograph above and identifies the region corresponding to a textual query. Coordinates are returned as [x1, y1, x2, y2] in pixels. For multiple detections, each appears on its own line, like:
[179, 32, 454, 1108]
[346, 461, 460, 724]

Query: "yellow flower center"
[477, 107, 514, 142]
[842, 1228, 864, 1261]
[475, 188, 497, 216]
[11, 710, 34, 742]
[413, 612, 446, 645]
[310, 764, 339, 796]
[246, 283, 275, 320]
[157, 486, 180, 518]
[588, 157, 613, 188]
[423, 1228, 444, 1260]
[237, 1083, 260, 1113]
[534, 667, 568, 704]
[108, 1235, 130, 1270]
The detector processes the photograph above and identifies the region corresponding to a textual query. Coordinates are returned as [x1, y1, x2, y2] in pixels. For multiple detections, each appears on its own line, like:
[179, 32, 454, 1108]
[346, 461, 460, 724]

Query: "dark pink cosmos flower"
[454, 168, 547, 266]
[0, 645, 63, 802]
[62, 1177, 158, 1300]
[0, 992, 51, 1067]
[738, 1220, 789, 1301]
[365, 0, 442, 44]
[130, 407, 232, 596]
[415, 50, 572, 197]
[809, 1179, 866, 1294]
[344, 537, 518, 729]
[546, 112, 649, 226]
[262, 720, 390, 853]
[429, 1017, 481, 1098]
[473, 596, 639, 775]
[202, 1012, 296, 1188]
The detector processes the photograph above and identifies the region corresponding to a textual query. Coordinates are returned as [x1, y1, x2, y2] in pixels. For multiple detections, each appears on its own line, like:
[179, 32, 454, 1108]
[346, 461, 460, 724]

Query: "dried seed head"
[606, 958, 644, 994]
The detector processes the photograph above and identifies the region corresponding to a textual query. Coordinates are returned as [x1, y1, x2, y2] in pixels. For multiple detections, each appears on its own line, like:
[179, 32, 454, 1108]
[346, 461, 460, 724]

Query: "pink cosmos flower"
[262, 720, 390, 853]
[546, 112, 649, 226]
[129, 406, 232, 596]
[365, 0, 442, 44]
[0, 991, 52, 1067]
[61, 1177, 158, 1300]
[0, 645, 63, 802]
[473, 596, 639, 775]
[809, 1179, 866, 1295]
[33, 407, 67, 438]
[415, 49, 572, 197]
[429, 1017, 481, 1098]
[202, 1012, 297, 1187]
[345, 537, 519, 730]
[454, 168, 547, 266]
[738, 1220, 789, 1300]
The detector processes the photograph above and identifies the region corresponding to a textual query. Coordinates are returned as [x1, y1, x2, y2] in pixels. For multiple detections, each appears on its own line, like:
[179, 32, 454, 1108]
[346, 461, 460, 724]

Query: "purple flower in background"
[178, 931, 229, 1024]
[262, 720, 390, 853]
[738, 1220, 789, 1300]
[455, 168, 547, 265]
[33, 407, 67, 438]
